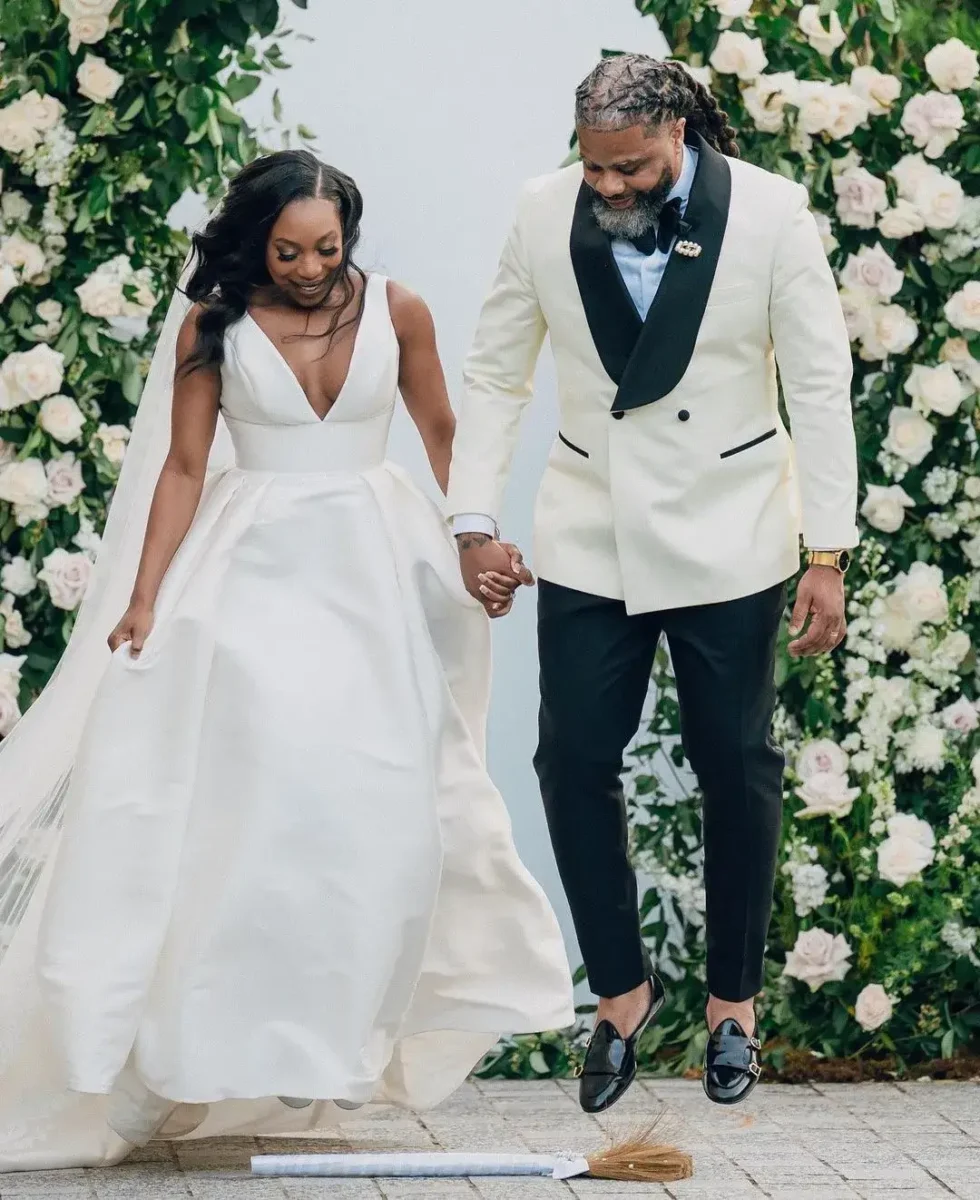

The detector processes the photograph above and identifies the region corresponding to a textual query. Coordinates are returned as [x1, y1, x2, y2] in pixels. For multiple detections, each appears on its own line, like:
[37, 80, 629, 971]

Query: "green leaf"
[225, 73, 262, 102]
[940, 1028, 955, 1059]
[119, 95, 144, 122]
[292, 0, 308, 7]
[272, 87, 283, 122]
[55, 329, 79, 366]
[297, 123, 315, 140]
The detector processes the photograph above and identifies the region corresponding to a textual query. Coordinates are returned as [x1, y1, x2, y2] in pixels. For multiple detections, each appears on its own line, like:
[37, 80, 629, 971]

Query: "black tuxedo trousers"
[533, 577, 787, 1003]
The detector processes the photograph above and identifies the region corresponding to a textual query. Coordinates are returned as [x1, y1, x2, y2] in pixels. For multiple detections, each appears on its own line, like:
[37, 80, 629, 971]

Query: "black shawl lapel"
[612, 133, 732, 413]
[569, 181, 642, 385]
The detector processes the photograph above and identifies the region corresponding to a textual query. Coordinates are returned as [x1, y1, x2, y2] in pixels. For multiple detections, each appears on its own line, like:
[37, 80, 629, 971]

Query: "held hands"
[788, 565, 846, 657]
[456, 532, 535, 618]
[107, 603, 154, 657]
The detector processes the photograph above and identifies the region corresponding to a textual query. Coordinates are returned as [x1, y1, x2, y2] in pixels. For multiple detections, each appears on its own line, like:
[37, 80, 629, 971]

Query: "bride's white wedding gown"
[0, 273, 573, 1170]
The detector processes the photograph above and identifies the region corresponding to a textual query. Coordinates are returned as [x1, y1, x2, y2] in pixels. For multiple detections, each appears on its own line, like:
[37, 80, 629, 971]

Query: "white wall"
[244, 0, 668, 975]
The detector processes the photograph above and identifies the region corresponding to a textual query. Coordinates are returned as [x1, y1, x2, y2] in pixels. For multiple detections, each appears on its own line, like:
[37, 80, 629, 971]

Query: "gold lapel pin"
[674, 240, 702, 258]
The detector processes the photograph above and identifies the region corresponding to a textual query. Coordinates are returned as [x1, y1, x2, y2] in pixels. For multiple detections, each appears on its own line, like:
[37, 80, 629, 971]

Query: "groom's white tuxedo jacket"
[446, 133, 859, 614]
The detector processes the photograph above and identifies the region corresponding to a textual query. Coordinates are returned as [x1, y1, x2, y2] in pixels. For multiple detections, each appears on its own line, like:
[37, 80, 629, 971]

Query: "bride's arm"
[388, 280, 456, 495]
[107, 305, 221, 656]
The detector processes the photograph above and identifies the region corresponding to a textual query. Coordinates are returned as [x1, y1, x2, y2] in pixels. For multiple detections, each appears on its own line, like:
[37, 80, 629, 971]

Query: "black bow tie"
[629, 197, 685, 256]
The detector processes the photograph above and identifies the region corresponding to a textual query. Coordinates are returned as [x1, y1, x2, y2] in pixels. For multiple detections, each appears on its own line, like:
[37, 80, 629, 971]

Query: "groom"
[446, 54, 858, 1108]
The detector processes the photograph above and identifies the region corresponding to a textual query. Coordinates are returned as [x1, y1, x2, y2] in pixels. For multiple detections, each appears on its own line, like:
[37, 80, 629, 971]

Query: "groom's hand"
[788, 566, 846, 657]
[456, 533, 534, 618]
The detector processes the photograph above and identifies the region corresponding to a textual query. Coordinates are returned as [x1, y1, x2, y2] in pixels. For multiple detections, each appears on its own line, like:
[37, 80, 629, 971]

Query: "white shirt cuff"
[451, 513, 498, 538]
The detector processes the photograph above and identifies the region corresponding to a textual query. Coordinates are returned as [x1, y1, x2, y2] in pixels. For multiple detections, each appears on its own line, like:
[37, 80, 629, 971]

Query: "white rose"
[874, 593, 919, 652]
[796, 80, 841, 135]
[945, 282, 980, 333]
[67, 15, 110, 54]
[75, 270, 124, 318]
[39, 394, 85, 443]
[877, 829, 935, 888]
[833, 167, 888, 229]
[707, 0, 753, 17]
[962, 532, 980, 569]
[904, 363, 969, 418]
[784, 928, 853, 991]
[0, 557, 36, 596]
[35, 299, 63, 326]
[854, 983, 893, 1032]
[20, 90, 65, 133]
[861, 484, 914, 533]
[743, 73, 798, 134]
[890, 153, 936, 200]
[796, 738, 849, 779]
[861, 305, 918, 361]
[45, 453, 84, 507]
[104, 313, 149, 344]
[709, 31, 768, 81]
[92, 422, 130, 466]
[877, 200, 925, 241]
[924, 37, 979, 93]
[1, 233, 46, 280]
[1, 191, 32, 223]
[0, 458, 49, 506]
[76, 54, 123, 105]
[941, 630, 971, 667]
[0, 98, 43, 157]
[795, 772, 860, 819]
[827, 86, 870, 140]
[0, 653, 26, 696]
[60, 0, 118, 17]
[0, 598, 31, 650]
[850, 66, 902, 116]
[4, 344, 65, 402]
[892, 561, 948, 625]
[799, 4, 846, 56]
[0, 265, 18, 305]
[915, 172, 964, 230]
[0, 687, 21, 737]
[883, 406, 934, 465]
[679, 62, 714, 89]
[37, 548, 92, 611]
[813, 211, 838, 256]
[941, 696, 979, 735]
[901, 92, 965, 159]
[838, 287, 875, 341]
[840, 243, 903, 300]
[940, 338, 980, 388]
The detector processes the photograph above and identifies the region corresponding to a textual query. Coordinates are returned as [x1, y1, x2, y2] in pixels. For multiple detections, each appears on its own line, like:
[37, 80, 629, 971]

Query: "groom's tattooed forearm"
[456, 532, 493, 551]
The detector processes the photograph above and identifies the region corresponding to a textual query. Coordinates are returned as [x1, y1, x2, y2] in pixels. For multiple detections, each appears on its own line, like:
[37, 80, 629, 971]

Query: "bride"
[0, 150, 573, 1171]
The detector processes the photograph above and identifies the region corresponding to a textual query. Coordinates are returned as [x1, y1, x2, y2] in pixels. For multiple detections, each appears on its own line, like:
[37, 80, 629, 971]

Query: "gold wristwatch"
[806, 549, 851, 574]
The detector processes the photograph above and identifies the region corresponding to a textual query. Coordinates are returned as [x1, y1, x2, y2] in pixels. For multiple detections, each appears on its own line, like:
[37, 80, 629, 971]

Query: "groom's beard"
[590, 169, 676, 241]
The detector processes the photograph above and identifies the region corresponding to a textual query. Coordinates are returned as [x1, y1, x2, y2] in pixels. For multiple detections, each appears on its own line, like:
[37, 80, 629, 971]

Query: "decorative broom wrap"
[252, 1127, 694, 1183]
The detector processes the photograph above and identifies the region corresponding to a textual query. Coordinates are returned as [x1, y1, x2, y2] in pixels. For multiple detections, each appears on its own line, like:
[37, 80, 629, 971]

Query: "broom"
[252, 1121, 693, 1183]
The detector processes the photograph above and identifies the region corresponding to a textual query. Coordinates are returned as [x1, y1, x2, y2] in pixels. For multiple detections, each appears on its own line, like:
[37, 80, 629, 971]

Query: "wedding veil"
[0, 249, 234, 956]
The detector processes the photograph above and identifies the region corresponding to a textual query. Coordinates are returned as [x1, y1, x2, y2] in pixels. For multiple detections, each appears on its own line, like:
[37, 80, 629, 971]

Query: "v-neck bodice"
[220, 274, 399, 473]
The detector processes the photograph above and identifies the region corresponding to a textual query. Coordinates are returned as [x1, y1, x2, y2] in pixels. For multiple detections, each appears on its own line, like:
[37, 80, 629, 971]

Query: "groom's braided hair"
[575, 54, 739, 158]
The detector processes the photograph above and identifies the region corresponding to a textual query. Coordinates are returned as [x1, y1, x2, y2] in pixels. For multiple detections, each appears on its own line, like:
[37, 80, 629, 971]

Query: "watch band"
[807, 549, 850, 573]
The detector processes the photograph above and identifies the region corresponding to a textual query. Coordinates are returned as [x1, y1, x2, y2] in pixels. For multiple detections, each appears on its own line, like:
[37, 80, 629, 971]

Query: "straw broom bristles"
[584, 1121, 694, 1182]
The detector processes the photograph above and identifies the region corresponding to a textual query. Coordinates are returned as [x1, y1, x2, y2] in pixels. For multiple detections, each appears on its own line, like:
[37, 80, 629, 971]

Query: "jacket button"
[612, 411, 625, 420]
[678, 409, 690, 421]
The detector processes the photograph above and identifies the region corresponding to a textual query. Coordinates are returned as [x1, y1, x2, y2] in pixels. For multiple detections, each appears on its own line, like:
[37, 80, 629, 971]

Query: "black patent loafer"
[578, 974, 666, 1113]
[702, 1018, 762, 1105]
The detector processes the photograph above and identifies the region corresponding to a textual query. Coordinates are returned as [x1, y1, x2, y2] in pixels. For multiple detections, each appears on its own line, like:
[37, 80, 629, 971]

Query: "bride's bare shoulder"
[384, 280, 435, 345]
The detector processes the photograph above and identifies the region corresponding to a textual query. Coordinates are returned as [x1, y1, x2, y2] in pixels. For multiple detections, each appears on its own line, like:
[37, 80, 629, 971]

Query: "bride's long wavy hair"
[181, 150, 365, 376]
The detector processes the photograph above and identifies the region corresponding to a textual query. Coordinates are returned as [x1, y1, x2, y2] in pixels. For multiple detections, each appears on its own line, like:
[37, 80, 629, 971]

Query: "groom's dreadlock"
[575, 54, 739, 158]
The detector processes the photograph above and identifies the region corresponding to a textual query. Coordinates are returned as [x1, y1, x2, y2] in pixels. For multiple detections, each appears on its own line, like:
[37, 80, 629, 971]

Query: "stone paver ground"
[1, 1079, 978, 1199]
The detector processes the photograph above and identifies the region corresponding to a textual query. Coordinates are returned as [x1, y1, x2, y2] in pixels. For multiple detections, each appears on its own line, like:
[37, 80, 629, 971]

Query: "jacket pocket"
[558, 432, 589, 459]
[720, 428, 777, 460]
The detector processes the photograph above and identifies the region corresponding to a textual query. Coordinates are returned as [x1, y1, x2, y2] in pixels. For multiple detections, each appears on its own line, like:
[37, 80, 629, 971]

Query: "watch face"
[838, 550, 851, 573]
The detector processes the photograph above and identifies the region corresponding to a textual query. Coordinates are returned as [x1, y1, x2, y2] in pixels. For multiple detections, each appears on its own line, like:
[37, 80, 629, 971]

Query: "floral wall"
[0, 0, 300, 735]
